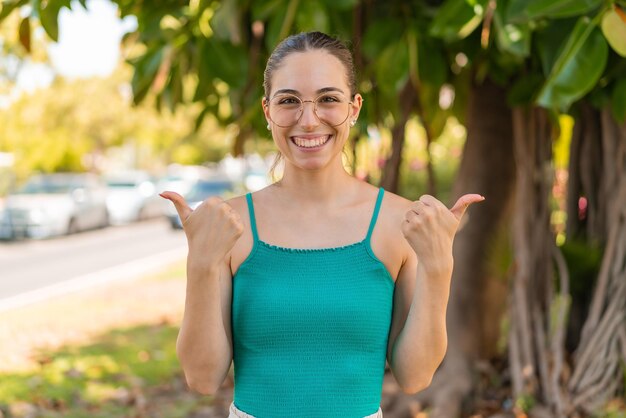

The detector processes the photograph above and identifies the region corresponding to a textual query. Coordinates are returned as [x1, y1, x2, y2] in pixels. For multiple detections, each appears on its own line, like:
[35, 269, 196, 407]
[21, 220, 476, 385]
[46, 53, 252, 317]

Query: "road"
[0, 218, 187, 309]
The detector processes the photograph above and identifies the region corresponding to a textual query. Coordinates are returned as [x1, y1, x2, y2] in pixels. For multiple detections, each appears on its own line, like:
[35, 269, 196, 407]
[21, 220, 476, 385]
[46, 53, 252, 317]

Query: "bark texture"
[508, 105, 626, 417]
[567, 109, 626, 415]
[413, 78, 517, 417]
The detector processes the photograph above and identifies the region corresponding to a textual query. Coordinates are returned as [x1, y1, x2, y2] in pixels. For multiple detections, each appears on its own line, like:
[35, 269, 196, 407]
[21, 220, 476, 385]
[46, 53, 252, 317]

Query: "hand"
[401, 194, 485, 275]
[160, 191, 244, 270]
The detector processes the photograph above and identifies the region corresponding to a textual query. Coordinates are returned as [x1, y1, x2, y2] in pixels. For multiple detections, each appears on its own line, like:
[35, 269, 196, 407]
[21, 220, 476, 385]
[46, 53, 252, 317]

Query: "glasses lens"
[315, 94, 350, 127]
[268, 94, 351, 127]
[269, 95, 302, 128]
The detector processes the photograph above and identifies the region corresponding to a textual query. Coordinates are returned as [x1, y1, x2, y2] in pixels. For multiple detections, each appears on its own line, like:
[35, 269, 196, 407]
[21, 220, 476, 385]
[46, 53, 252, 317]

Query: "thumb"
[450, 193, 485, 221]
[159, 191, 193, 223]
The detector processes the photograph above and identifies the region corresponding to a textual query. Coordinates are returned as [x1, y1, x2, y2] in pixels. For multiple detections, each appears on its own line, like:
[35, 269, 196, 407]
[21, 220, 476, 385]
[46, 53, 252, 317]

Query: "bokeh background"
[0, 0, 625, 417]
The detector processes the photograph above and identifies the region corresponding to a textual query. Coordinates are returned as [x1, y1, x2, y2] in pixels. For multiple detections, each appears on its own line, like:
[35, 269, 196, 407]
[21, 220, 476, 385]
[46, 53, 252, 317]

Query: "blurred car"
[0, 173, 109, 240]
[166, 179, 235, 229]
[104, 170, 165, 225]
[156, 164, 215, 201]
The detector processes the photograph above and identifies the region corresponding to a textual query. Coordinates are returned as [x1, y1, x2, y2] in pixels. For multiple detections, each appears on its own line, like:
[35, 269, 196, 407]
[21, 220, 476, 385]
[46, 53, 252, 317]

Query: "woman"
[160, 31, 483, 418]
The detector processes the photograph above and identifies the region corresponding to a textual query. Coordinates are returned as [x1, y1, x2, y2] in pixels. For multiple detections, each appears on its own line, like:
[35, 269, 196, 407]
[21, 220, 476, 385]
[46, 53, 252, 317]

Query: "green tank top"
[231, 188, 395, 418]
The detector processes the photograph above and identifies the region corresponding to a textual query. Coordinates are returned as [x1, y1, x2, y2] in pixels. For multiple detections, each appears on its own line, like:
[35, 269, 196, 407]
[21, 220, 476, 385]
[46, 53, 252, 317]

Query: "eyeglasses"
[266, 93, 353, 128]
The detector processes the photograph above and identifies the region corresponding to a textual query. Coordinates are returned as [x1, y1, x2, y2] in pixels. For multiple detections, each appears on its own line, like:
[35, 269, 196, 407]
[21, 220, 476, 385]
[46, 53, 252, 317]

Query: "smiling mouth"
[291, 135, 332, 149]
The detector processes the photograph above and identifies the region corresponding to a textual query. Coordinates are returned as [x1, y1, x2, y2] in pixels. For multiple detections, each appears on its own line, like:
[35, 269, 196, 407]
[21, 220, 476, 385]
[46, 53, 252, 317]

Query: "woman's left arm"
[387, 193, 484, 394]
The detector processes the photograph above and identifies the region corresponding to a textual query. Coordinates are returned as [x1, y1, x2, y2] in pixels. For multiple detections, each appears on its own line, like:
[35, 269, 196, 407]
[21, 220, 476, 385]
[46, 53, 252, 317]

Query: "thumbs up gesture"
[401, 194, 484, 275]
[159, 191, 244, 270]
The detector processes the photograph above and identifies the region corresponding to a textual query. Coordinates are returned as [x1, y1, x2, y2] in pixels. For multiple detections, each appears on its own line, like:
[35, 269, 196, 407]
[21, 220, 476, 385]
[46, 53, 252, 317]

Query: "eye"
[276, 96, 300, 105]
[318, 95, 341, 103]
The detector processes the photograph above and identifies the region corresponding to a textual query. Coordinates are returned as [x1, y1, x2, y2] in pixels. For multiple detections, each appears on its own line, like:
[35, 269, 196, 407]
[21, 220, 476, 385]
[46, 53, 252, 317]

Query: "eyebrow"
[272, 87, 346, 97]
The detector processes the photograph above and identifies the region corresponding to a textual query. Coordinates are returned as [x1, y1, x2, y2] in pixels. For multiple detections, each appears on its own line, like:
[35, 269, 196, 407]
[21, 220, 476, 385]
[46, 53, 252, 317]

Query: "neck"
[274, 159, 355, 207]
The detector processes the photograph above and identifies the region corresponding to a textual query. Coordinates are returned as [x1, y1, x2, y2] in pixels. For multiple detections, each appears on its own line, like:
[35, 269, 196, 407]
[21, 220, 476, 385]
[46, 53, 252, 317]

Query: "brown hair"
[263, 31, 357, 99]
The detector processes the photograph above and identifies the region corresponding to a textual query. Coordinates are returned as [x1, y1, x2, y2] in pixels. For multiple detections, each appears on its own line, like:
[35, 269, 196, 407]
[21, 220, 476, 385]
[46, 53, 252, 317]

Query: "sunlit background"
[1, 0, 625, 417]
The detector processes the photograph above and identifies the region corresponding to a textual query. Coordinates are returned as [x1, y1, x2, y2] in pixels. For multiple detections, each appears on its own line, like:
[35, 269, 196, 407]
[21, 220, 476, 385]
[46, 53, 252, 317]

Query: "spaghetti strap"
[365, 188, 384, 243]
[245, 193, 259, 242]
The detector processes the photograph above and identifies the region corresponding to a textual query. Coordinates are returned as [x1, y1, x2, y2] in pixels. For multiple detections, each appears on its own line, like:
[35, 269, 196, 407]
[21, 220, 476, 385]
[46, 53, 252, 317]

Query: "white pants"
[228, 401, 383, 418]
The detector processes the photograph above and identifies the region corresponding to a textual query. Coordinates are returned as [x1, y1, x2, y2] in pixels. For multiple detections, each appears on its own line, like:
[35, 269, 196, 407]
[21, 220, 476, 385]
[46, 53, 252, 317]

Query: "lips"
[290, 135, 332, 149]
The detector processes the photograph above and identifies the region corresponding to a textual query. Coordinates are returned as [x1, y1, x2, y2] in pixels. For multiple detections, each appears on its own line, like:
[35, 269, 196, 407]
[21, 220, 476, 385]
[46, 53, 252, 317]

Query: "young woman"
[160, 31, 483, 418]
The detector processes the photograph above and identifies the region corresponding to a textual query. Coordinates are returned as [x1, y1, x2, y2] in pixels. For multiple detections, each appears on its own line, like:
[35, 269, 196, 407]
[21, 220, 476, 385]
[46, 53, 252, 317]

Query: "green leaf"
[535, 18, 577, 76]
[493, 0, 531, 57]
[507, 0, 602, 22]
[195, 39, 218, 100]
[537, 17, 609, 111]
[201, 40, 248, 89]
[362, 19, 404, 60]
[429, 0, 489, 42]
[526, 0, 602, 20]
[611, 78, 626, 123]
[507, 73, 544, 106]
[319, 0, 359, 10]
[251, 0, 284, 21]
[374, 40, 409, 94]
[37, 0, 69, 42]
[0, 0, 28, 22]
[506, 0, 529, 23]
[211, 0, 239, 42]
[295, 1, 329, 33]
[162, 64, 183, 113]
[129, 48, 164, 105]
[418, 38, 448, 88]
[264, 3, 289, 52]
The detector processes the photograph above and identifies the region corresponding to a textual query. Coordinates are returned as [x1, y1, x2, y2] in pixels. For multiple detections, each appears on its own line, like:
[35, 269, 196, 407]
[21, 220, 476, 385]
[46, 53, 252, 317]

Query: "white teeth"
[292, 136, 330, 148]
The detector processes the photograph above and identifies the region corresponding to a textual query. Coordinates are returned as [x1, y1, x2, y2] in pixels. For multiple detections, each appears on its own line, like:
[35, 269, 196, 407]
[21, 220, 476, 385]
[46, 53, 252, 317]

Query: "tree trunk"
[380, 81, 416, 193]
[508, 106, 569, 416]
[506, 105, 626, 417]
[566, 102, 605, 243]
[412, 78, 517, 417]
[567, 108, 626, 415]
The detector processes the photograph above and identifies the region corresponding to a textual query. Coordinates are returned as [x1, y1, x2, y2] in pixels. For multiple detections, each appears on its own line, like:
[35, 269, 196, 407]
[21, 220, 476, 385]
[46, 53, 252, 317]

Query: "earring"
[266, 123, 271, 130]
[350, 119, 356, 127]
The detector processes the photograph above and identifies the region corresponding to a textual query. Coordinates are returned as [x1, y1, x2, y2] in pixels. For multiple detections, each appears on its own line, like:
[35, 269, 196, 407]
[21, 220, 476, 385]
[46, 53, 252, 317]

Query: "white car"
[0, 173, 109, 240]
[104, 171, 165, 225]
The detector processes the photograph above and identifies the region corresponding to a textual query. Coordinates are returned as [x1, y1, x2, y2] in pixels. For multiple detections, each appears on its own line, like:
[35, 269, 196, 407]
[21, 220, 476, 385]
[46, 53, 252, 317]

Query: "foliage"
[0, 67, 232, 186]
[0, 1, 459, 155]
[559, 239, 603, 294]
[2, 0, 624, 157]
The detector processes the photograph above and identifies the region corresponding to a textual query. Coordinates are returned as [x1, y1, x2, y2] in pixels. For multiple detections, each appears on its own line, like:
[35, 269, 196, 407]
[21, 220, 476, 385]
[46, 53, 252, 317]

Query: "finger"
[159, 191, 193, 222]
[405, 210, 420, 223]
[419, 195, 450, 212]
[450, 193, 485, 221]
[408, 200, 424, 216]
[418, 194, 437, 206]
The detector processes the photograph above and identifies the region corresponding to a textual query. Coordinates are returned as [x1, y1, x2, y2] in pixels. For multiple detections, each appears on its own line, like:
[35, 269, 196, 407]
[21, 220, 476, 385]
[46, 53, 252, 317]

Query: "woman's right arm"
[159, 192, 243, 395]
[176, 257, 234, 394]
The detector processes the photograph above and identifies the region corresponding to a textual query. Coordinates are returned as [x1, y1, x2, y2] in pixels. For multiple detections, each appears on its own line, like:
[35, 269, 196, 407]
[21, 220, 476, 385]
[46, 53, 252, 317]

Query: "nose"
[298, 100, 319, 129]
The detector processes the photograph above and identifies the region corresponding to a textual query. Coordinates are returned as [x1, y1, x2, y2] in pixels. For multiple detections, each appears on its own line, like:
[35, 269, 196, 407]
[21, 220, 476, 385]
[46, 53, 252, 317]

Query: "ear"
[262, 96, 271, 125]
[350, 93, 363, 122]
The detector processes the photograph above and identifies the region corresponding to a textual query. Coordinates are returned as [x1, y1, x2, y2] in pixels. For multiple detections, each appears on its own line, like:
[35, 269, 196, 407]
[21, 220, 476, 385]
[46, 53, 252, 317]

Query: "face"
[263, 49, 362, 171]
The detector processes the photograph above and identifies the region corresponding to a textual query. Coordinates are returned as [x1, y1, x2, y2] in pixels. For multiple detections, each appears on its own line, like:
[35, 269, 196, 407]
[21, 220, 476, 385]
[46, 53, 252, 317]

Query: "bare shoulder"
[381, 189, 415, 214]
[225, 194, 248, 217]
[378, 190, 415, 237]
[368, 188, 416, 279]
[224, 189, 270, 275]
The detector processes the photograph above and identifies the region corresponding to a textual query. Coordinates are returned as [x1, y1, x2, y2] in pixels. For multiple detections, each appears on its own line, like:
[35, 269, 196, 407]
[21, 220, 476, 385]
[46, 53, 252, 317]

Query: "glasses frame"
[265, 92, 354, 128]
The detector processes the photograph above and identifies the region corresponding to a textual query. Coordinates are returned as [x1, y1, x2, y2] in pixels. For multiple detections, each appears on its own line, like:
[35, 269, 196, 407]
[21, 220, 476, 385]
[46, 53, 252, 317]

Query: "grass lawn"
[0, 260, 234, 418]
